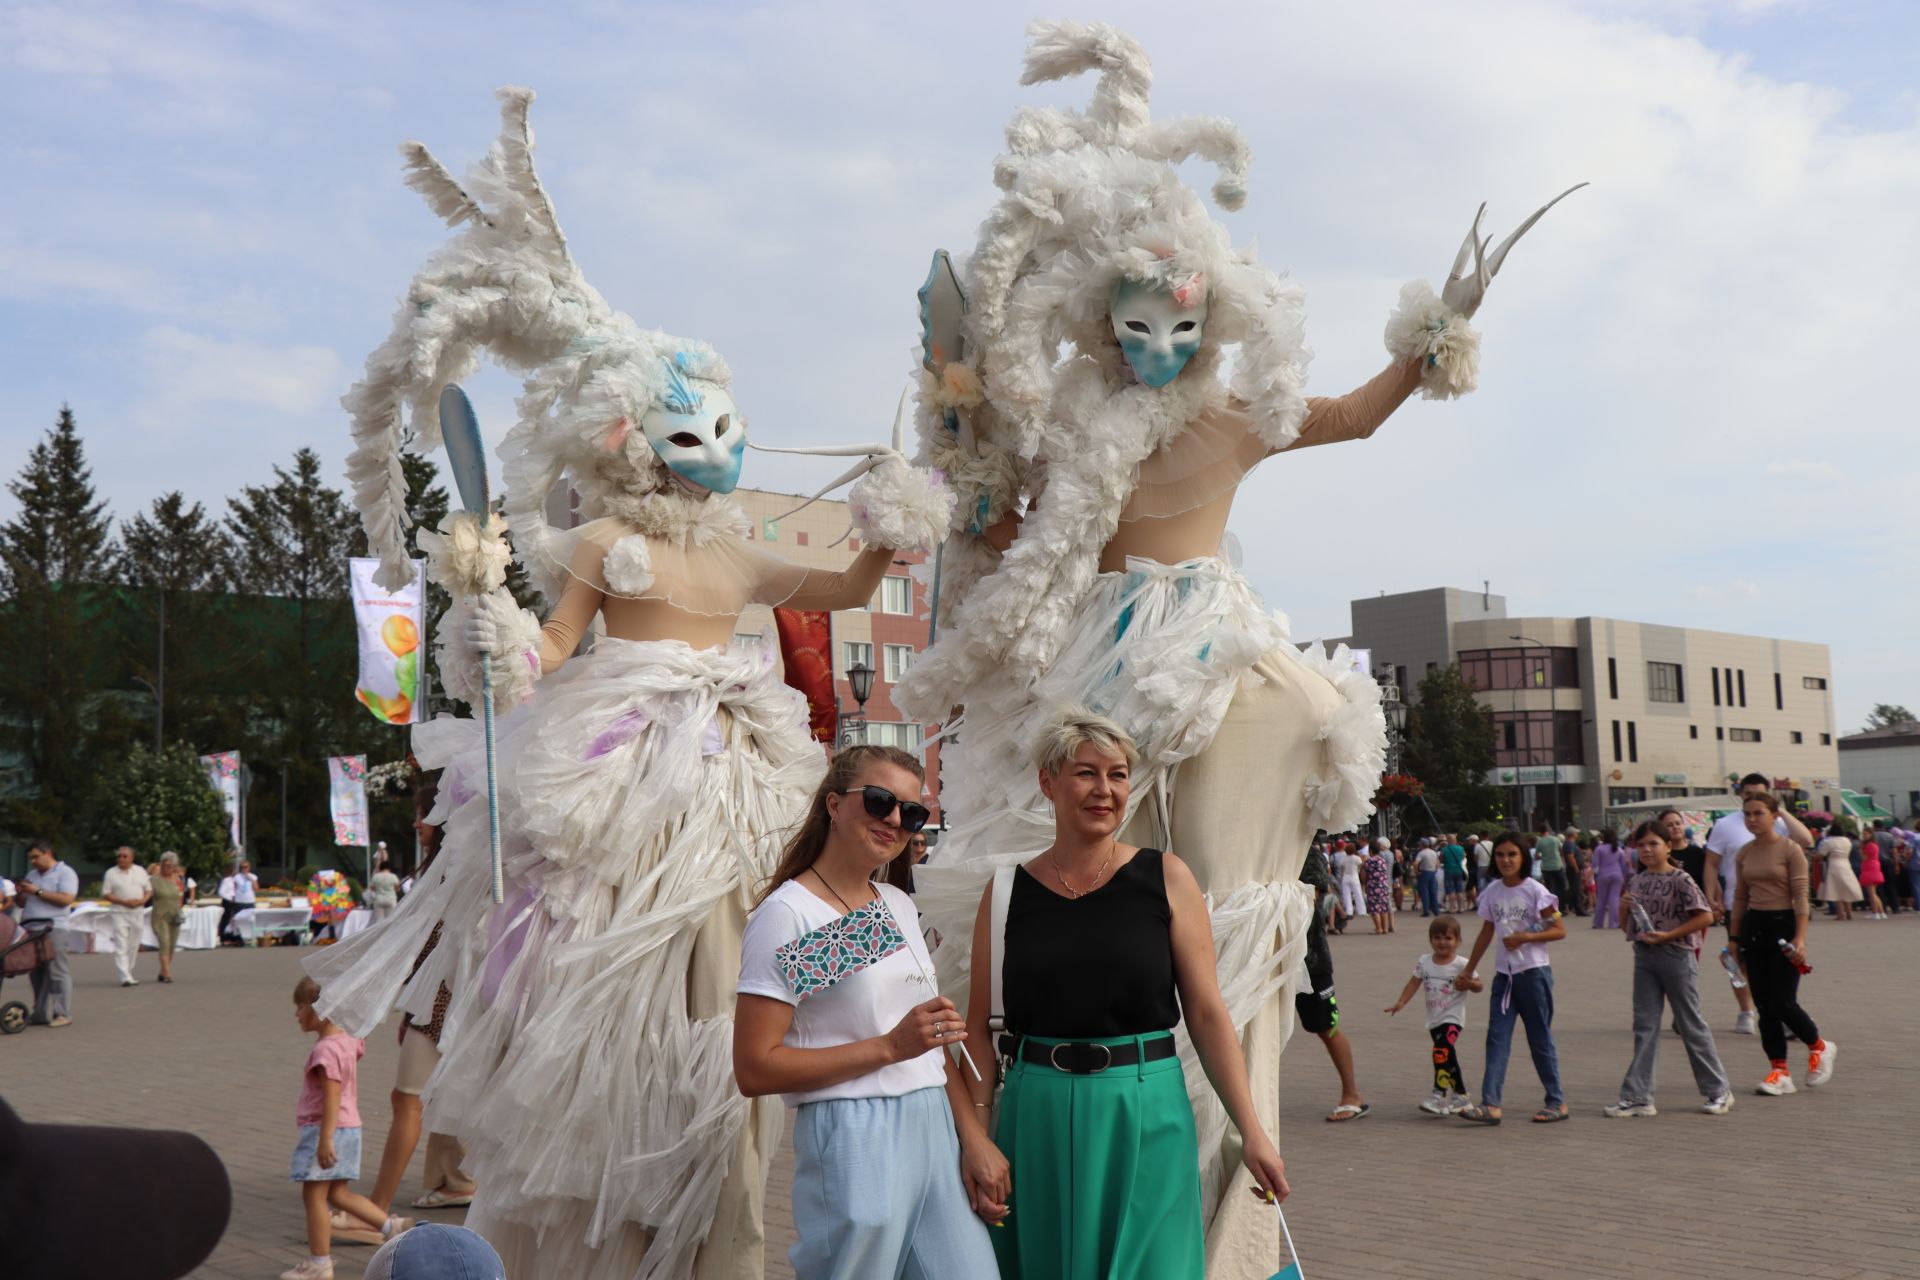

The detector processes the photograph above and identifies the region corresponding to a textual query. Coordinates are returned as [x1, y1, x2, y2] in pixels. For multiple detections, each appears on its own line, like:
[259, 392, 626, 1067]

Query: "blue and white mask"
[641, 357, 745, 494]
[1110, 279, 1208, 388]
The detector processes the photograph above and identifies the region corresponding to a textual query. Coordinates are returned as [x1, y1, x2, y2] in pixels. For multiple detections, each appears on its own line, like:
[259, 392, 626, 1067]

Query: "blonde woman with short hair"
[957, 709, 1288, 1279]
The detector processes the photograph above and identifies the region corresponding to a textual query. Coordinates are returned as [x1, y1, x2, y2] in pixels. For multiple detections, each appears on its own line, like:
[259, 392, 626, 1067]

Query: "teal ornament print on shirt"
[775, 898, 908, 1002]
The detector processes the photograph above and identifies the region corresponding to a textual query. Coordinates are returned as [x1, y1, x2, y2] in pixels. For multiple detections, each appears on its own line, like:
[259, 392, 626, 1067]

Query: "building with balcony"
[1341, 587, 1840, 829]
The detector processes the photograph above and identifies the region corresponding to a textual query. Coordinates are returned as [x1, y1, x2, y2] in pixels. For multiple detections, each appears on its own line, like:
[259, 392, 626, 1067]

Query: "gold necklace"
[1051, 839, 1118, 899]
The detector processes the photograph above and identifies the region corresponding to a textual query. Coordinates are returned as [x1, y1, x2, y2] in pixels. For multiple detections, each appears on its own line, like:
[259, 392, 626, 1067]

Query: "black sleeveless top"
[1003, 848, 1181, 1039]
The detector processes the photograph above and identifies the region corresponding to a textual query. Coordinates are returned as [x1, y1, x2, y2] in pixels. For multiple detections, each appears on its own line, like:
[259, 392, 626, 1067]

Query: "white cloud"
[1766, 459, 1840, 481]
[134, 326, 345, 427]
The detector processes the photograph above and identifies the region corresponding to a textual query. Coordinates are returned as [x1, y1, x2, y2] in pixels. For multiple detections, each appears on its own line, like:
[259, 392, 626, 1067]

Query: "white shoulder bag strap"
[988, 865, 1015, 1036]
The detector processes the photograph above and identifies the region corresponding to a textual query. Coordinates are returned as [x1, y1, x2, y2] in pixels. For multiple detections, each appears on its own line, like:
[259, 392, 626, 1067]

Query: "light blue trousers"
[790, 1085, 999, 1280]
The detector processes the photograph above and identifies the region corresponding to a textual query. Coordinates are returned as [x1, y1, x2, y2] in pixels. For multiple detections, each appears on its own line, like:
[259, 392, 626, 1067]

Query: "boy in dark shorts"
[1300, 843, 1369, 1121]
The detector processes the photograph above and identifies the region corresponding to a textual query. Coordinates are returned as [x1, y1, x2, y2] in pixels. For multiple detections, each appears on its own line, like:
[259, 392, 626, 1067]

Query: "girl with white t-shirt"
[1454, 832, 1569, 1125]
[734, 746, 997, 1280]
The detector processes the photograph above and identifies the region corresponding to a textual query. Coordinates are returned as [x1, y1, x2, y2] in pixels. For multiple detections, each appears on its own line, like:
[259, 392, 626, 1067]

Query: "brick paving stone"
[4, 907, 1914, 1279]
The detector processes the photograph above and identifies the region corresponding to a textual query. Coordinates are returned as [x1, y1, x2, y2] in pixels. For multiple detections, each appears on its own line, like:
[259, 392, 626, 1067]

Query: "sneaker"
[279, 1261, 334, 1280]
[1445, 1091, 1472, 1114]
[1807, 1039, 1837, 1087]
[1419, 1091, 1452, 1115]
[1701, 1093, 1735, 1115]
[46, 1015, 71, 1028]
[1756, 1068, 1796, 1096]
[1603, 1100, 1657, 1118]
[1733, 1010, 1757, 1036]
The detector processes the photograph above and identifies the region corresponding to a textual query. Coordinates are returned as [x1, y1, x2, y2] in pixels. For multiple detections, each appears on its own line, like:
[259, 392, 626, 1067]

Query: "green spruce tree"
[224, 448, 367, 868]
[1402, 663, 1504, 829]
[112, 492, 236, 754]
[0, 406, 116, 841]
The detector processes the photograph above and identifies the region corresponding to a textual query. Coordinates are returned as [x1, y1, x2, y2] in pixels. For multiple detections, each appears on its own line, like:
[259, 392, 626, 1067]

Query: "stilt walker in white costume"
[899, 23, 1581, 1277]
[306, 88, 953, 1280]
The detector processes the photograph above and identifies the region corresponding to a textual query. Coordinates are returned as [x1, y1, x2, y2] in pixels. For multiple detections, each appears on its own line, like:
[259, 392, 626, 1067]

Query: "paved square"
[4, 908, 1913, 1279]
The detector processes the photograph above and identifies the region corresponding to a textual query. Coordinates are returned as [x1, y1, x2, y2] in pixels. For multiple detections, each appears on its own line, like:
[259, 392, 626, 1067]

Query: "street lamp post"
[1376, 668, 1408, 842]
[1510, 634, 1559, 831]
[840, 661, 875, 748]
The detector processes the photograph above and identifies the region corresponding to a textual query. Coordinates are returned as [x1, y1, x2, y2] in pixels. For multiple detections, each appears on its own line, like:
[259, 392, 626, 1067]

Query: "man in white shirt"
[102, 846, 153, 987]
[1704, 772, 1814, 1035]
[1470, 835, 1494, 904]
[217, 857, 258, 945]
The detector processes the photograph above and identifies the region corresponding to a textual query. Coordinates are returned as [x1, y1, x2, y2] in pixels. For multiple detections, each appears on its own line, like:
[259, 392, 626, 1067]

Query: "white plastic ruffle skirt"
[931, 555, 1283, 878]
[306, 636, 824, 1280]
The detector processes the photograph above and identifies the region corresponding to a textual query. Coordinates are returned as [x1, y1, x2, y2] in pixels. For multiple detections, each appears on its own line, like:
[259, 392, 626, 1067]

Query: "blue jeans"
[1417, 871, 1442, 916]
[1482, 967, 1563, 1110]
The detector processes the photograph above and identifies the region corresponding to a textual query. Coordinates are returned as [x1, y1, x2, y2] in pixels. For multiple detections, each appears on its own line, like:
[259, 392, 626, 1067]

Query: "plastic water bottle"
[1776, 938, 1811, 975]
[1718, 947, 1747, 989]
[1630, 903, 1657, 939]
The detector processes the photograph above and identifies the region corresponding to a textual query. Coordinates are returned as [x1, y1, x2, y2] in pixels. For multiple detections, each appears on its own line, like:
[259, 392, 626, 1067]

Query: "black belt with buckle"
[1011, 1036, 1176, 1075]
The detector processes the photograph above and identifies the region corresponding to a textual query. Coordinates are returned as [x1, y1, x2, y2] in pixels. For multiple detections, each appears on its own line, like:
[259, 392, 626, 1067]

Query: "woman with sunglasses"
[734, 745, 996, 1280]
[958, 708, 1288, 1279]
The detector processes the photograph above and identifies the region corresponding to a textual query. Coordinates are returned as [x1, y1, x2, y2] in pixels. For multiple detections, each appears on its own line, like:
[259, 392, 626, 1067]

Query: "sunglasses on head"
[840, 785, 931, 833]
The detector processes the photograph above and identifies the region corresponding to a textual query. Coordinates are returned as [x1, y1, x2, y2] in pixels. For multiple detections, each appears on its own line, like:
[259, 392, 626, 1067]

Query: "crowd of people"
[1302, 771, 1888, 1131]
[0, 840, 422, 1033]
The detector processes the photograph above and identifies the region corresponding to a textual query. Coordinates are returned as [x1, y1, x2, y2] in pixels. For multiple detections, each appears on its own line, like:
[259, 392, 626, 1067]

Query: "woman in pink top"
[1589, 831, 1633, 930]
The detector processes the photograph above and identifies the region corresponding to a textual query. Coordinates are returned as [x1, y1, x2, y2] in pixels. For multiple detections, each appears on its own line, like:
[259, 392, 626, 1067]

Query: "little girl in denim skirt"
[284, 975, 409, 1280]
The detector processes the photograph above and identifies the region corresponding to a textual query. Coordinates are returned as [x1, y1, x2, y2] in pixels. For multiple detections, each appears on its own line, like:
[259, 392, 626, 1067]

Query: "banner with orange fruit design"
[350, 557, 427, 725]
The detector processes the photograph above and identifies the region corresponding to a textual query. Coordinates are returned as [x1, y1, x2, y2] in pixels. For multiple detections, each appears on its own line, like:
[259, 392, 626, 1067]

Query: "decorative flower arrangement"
[1375, 773, 1425, 806]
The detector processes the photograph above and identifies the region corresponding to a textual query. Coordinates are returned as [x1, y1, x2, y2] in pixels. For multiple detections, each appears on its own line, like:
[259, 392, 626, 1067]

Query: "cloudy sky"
[3, 0, 1915, 734]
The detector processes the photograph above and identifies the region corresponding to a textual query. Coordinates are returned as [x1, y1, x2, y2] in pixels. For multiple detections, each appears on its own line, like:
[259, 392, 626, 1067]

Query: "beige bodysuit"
[530, 524, 898, 665]
[981, 358, 1423, 568]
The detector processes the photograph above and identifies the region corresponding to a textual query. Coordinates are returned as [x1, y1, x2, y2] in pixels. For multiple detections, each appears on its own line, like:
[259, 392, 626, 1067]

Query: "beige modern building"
[1342, 587, 1841, 828]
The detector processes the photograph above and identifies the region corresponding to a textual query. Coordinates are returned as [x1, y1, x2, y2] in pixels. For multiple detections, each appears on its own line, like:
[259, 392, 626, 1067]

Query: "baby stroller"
[0, 913, 56, 1034]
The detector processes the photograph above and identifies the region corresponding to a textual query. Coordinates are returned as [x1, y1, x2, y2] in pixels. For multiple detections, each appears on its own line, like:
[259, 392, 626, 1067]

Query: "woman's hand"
[1786, 939, 1808, 969]
[1241, 1132, 1290, 1205]
[885, 996, 965, 1063]
[960, 1134, 1011, 1223]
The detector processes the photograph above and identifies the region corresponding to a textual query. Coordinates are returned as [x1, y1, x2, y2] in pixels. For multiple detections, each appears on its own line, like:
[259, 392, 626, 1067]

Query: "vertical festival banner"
[199, 751, 242, 847]
[328, 755, 370, 847]
[774, 608, 836, 745]
[350, 557, 426, 725]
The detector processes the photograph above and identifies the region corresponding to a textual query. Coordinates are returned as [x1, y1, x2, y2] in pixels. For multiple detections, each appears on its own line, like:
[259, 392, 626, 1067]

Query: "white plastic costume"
[899, 24, 1579, 1278]
[306, 88, 949, 1280]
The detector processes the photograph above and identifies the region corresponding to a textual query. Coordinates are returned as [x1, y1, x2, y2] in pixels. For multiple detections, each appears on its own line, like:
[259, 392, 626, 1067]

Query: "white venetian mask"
[1110, 277, 1208, 387]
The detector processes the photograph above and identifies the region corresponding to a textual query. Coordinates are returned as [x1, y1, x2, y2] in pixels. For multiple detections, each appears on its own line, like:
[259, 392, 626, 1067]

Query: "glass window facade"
[1459, 647, 1580, 692]
[1491, 710, 1584, 768]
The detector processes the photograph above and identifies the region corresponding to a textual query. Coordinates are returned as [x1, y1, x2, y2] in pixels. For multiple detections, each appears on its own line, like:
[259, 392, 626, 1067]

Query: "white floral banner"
[328, 754, 369, 847]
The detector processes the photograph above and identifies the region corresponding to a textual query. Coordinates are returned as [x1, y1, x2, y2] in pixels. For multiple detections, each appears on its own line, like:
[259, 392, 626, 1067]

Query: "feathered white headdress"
[343, 87, 733, 598]
[965, 19, 1311, 459]
[899, 22, 1314, 720]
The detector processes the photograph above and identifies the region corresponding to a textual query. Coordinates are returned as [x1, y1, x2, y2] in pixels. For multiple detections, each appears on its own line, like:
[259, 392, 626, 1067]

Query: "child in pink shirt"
[284, 975, 407, 1280]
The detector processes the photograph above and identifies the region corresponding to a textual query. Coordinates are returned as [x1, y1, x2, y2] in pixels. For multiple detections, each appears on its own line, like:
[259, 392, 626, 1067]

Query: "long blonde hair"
[754, 746, 925, 908]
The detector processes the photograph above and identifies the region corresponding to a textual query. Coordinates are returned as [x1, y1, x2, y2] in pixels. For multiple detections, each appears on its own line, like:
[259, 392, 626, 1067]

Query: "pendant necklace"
[1053, 839, 1118, 899]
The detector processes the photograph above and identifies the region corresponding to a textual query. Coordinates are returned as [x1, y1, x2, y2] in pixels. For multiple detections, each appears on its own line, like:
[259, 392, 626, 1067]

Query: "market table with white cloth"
[61, 902, 224, 953]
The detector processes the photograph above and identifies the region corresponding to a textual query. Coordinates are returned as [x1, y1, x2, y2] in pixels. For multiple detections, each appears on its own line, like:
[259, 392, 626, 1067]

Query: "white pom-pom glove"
[848, 457, 957, 555]
[437, 588, 543, 713]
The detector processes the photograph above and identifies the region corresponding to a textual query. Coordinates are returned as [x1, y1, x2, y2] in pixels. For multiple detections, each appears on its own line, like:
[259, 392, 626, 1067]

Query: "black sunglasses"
[840, 786, 930, 834]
